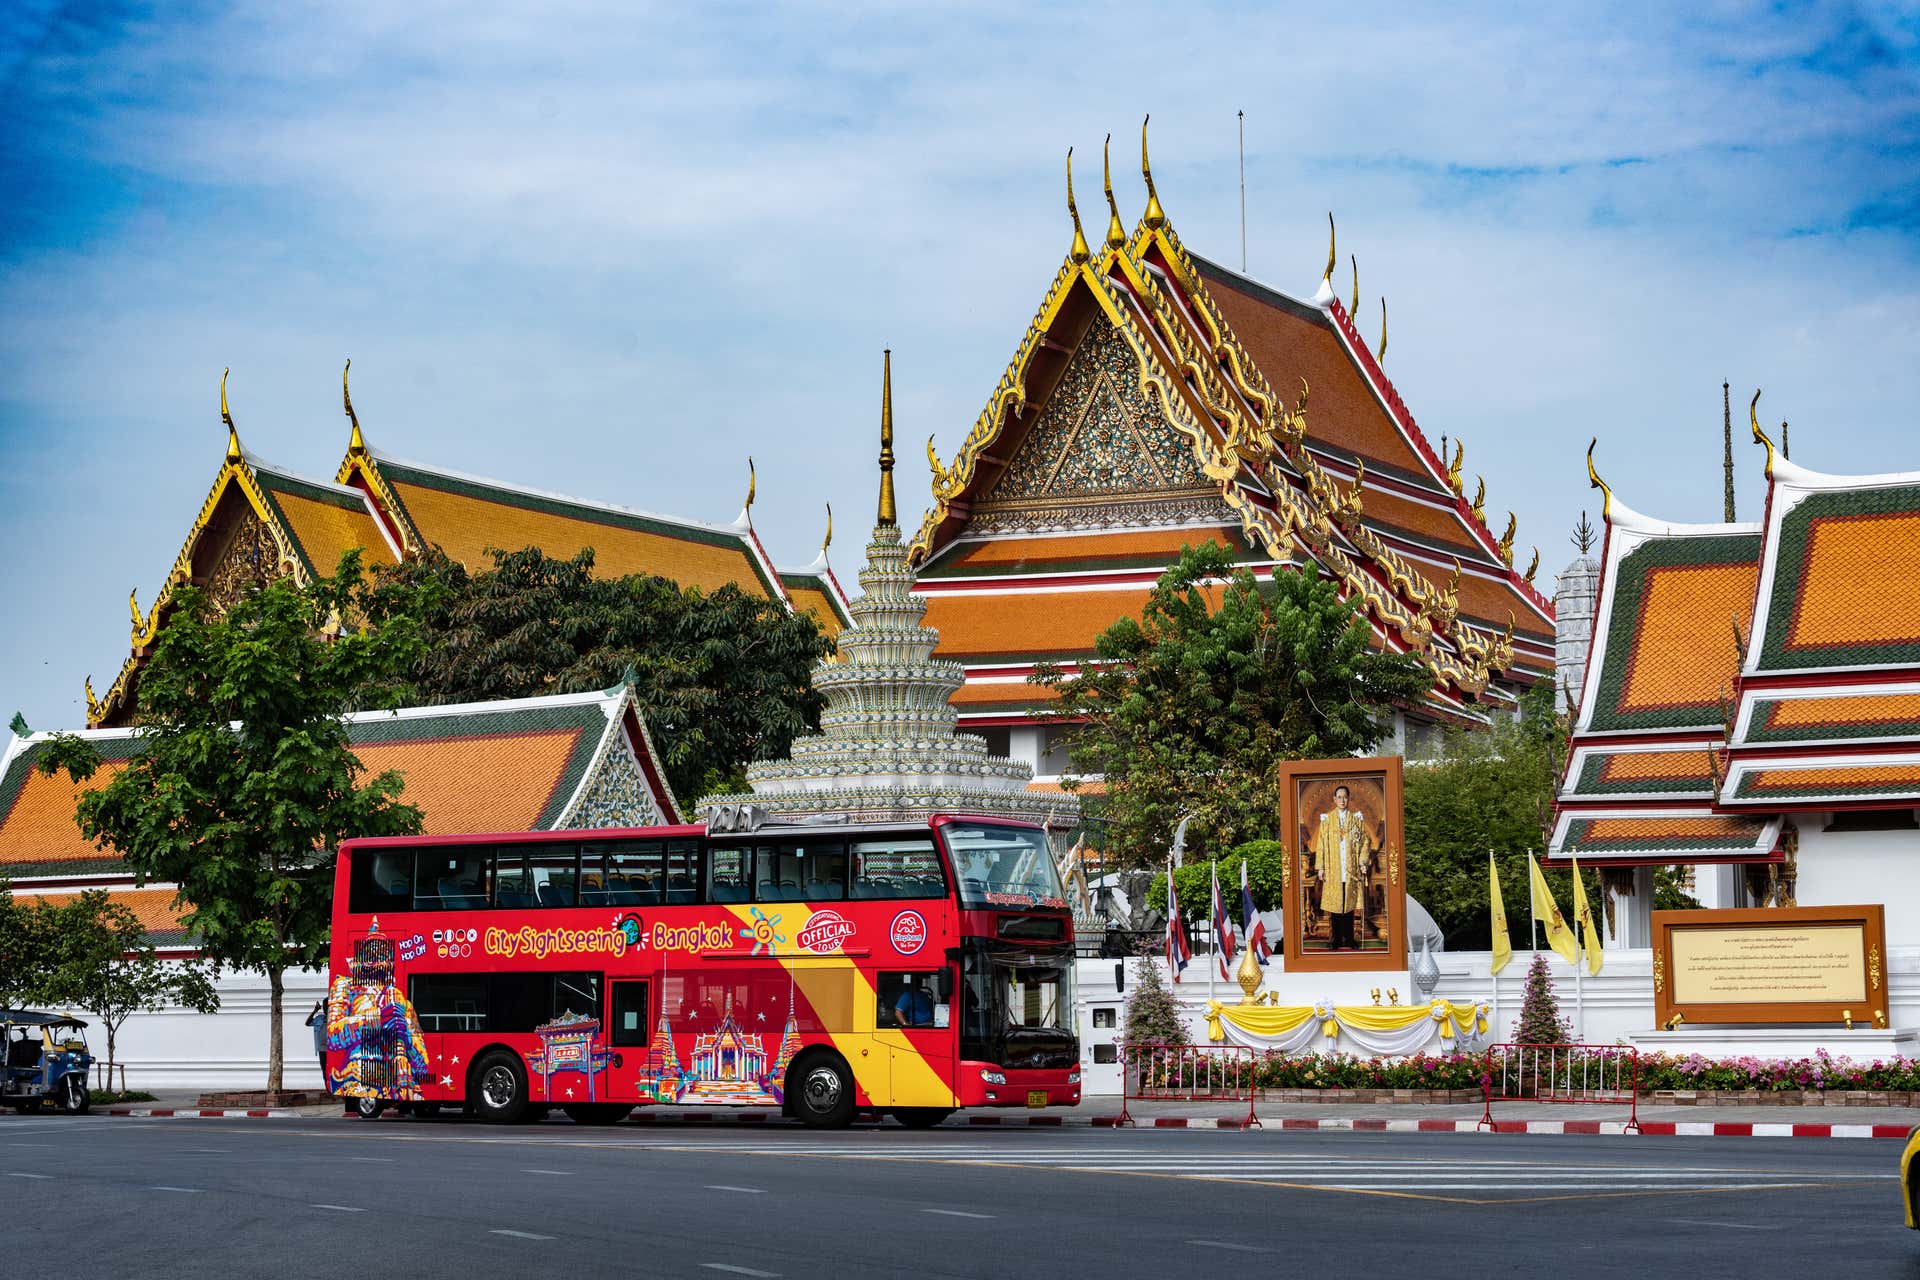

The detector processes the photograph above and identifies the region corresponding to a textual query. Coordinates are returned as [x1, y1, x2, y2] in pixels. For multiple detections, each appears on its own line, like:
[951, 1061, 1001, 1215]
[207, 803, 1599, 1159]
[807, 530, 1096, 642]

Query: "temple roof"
[2, 687, 678, 886]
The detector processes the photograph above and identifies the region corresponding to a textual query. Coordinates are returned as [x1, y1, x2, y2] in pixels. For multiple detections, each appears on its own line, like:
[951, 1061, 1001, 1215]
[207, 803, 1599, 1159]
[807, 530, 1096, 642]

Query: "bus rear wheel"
[891, 1108, 953, 1129]
[789, 1053, 855, 1129]
[470, 1050, 529, 1125]
[352, 1095, 387, 1120]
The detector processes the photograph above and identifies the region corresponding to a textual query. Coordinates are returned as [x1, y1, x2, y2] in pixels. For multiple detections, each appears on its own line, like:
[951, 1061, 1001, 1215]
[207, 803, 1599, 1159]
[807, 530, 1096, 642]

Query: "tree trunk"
[267, 965, 284, 1093]
[106, 1018, 118, 1092]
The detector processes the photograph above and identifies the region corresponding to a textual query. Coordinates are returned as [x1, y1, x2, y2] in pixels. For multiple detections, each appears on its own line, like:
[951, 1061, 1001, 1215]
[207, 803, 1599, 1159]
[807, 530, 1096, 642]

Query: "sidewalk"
[87, 1091, 1920, 1138]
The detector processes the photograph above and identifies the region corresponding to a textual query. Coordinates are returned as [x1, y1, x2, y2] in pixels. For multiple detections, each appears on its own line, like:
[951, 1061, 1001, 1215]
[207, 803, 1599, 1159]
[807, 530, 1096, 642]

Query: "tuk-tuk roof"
[0, 1009, 88, 1028]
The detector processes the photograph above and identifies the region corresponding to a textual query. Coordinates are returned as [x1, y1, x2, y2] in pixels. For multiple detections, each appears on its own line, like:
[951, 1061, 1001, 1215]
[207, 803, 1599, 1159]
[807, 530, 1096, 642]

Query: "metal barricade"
[1479, 1042, 1640, 1133]
[1116, 1041, 1260, 1128]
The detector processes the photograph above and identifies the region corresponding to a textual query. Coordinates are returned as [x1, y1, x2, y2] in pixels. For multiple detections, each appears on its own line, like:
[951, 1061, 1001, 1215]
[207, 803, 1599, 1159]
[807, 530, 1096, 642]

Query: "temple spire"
[1141, 115, 1166, 230]
[220, 367, 240, 463]
[877, 349, 896, 528]
[1101, 134, 1127, 250]
[343, 359, 364, 453]
[1066, 148, 1090, 265]
[1722, 379, 1735, 522]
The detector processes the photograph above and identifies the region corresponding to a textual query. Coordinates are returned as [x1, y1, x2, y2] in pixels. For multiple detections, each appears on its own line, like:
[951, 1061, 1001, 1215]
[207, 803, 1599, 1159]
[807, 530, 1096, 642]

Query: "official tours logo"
[796, 909, 857, 955]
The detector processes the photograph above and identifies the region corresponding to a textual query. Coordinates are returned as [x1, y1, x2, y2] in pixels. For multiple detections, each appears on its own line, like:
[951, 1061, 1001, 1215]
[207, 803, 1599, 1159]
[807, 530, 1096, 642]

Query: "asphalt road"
[5, 1113, 1914, 1278]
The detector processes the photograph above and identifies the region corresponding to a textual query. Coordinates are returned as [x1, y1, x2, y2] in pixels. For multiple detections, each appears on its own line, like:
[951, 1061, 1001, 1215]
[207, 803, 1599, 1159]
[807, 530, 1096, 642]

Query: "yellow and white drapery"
[1205, 998, 1490, 1057]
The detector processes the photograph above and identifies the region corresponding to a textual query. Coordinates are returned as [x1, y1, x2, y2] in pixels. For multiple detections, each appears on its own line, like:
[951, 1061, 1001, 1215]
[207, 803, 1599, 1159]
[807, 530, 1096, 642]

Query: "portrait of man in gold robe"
[1310, 784, 1374, 949]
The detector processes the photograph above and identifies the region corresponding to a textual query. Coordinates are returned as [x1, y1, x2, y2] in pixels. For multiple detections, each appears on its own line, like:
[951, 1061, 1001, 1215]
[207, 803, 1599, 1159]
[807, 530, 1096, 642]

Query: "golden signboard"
[1653, 905, 1886, 1027]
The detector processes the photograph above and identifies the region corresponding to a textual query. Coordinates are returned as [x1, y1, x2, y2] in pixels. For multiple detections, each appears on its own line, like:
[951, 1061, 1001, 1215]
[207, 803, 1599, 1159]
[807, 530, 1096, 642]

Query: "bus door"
[608, 979, 650, 1101]
[873, 969, 956, 1107]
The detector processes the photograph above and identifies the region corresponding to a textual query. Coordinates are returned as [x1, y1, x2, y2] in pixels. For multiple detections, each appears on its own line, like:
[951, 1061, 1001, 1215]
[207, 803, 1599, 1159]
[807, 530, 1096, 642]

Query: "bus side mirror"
[934, 971, 953, 1003]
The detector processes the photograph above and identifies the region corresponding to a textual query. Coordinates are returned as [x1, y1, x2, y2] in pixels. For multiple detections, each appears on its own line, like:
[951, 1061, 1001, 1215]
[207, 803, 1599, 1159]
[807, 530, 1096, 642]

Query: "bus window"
[348, 849, 412, 915]
[410, 974, 488, 1032]
[553, 972, 601, 1020]
[755, 839, 847, 903]
[528, 845, 579, 908]
[493, 849, 534, 909]
[850, 837, 944, 900]
[665, 839, 701, 904]
[709, 844, 750, 903]
[610, 981, 650, 1048]
[483, 972, 602, 1033]
[601, 840, 662, 905]
[415, 847, 490, 911]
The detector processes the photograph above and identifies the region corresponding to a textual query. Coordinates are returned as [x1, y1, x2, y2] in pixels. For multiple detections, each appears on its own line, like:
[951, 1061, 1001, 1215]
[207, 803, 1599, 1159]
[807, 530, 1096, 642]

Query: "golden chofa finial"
[822, 502, 833, 553]
[878, 348, 897, 528]
[744, 457, 756, 513]
[1587, 437, 1614, 520]
[1749, 389, 1776, 478]
[1376, 296, 1388, 362]
[1524, 546, 1539, 583]
[1101, 134, 1127, 250]
[1066, 148, 1090, 265]
[1349, 254, 1359, 317]
[220, 367, 240, 462]
[1497, 513, 1517, 566]
[1322, 212, 1336, 283]
[343, 359, 364, 452]
[1141, 115, 1166, 230]
[129, 588, 142, 633]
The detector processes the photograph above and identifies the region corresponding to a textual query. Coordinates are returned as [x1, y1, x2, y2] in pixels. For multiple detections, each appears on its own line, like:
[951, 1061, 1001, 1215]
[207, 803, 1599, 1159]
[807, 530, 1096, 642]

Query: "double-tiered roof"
[912, 127, 1555, 728]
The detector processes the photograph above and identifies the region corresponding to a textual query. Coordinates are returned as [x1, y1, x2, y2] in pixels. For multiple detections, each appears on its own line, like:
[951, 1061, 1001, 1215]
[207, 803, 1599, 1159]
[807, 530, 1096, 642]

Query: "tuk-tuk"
[1, 1010, 93, 1114]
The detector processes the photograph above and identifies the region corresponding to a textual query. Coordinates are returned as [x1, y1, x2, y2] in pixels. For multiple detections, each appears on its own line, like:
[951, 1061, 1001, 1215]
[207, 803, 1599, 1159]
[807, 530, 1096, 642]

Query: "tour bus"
[326, 812, 1080, 1127]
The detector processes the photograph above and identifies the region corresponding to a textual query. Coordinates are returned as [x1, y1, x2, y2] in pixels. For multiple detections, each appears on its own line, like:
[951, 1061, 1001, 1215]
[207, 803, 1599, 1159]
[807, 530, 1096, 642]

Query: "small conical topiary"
[1512, 952, 1572, 1045]
[1124, 954, 1190, 1047]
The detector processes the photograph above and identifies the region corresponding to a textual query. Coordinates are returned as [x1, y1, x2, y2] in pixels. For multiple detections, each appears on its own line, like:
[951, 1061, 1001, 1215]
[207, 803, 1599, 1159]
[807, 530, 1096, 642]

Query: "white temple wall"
[1794, 821, 1920, 948]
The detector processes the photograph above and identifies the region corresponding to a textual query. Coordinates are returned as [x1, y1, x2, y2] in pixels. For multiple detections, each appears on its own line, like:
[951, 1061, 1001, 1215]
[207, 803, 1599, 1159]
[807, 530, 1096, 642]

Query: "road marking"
[700, 1266, 780, 1278]
[1663, 1218, 1784, 1231]
[6, 1172, 52, 1180]
[149, 1186, 203, 1193]
[312, 1204, 366, 1213]
[184, 1148, 229, 1154]
[347, 1156, 393, 1163]
[921, 1208, 995, 1219]
[1187, 1240, 1262, 1253]
[490, 1230, 555, 1241]
[704, 1184, 768, 1194]
[523, 1168, 573, 1176]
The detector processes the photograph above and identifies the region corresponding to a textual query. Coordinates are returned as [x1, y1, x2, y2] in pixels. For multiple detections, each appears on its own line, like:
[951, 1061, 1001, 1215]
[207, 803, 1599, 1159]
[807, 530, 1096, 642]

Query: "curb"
[102, 1108, 300, 1119]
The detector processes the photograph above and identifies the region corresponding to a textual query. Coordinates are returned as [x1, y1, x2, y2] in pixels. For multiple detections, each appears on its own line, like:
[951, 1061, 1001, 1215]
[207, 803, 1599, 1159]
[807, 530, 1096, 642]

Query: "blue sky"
[2, 1, 1916, 730]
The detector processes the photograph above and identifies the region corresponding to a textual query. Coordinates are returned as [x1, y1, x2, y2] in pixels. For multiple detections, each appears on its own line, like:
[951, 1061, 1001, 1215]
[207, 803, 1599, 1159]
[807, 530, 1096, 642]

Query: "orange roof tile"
[951, 681, 1061, 707]
[932, 527, 1243, 575]
[924, 584, 1225, 661]
[352, 728, 588, 835]
[1356, 487, 1480, 555]
[1618, 561, 1758, 714]
[23, 887, 191, 937]
[266, 484, 396, 575]
[0, 758, 126, 871]
[1786, 513, 1920, 650]
[783, 586, 846, 638]
[1732, 762, 1920, 802]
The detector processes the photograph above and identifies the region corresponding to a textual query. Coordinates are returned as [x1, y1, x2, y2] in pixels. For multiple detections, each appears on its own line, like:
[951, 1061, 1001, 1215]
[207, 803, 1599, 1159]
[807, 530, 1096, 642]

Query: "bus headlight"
[1067, 1071, 1081, 1084]
[979, 1070, 1007, 1085]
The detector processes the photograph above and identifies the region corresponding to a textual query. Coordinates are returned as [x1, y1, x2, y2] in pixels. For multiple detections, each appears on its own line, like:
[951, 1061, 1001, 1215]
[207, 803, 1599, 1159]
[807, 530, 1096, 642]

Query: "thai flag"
[1165, 856, 1191, 982]
[1241, 858, 1270, 965]
[1211, 862, 1237, 981]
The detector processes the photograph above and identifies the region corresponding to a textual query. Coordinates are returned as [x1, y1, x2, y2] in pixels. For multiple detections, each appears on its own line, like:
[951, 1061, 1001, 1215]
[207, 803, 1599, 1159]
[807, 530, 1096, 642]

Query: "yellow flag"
[1570, 855, 1603, 976]
[1528, 853, 1579, 967]
[1488, 850, 1512, 976]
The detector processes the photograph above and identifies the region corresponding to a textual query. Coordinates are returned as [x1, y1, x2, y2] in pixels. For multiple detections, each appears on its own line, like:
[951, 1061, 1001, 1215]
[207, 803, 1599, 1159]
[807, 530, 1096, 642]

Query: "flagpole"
[1207, 863, 1217, 1002]
[1489, 849, 1500, 1042]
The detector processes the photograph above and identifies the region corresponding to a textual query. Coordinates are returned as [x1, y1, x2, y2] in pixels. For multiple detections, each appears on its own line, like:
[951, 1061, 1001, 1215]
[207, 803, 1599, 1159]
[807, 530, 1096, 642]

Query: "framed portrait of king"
[1279, 757, 1407, 973]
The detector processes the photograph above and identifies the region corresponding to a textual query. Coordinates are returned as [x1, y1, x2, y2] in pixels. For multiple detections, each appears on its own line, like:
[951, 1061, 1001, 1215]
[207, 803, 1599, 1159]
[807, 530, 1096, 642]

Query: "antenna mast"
[1237, 110, 1247, 272]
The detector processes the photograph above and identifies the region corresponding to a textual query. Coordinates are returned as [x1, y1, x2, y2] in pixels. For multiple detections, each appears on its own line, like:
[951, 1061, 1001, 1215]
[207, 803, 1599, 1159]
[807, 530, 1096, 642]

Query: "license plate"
[1027, 1089, 1048, 1108]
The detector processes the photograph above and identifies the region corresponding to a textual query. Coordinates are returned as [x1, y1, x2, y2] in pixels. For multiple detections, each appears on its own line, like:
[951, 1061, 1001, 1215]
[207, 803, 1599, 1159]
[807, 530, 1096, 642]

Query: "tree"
[1145, 840, 1287, 924]
[37, 552, 425, 1092]
[0, 876, 54, 1009]
[1123, 954, 1189, 1048]
[1035, 544, 1431, 872]
[366, 546, 830, 803]
[34, 890, 219, 1088]
[1512, 952, 1571, 1045]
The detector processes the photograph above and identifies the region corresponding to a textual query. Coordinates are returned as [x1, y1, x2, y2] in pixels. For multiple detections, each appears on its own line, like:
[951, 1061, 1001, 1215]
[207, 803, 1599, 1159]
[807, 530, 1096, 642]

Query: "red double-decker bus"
[324, 813, 1080, 1127]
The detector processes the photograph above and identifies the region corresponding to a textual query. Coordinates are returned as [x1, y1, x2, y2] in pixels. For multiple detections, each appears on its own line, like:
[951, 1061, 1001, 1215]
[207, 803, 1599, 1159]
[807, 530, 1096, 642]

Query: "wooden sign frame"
[1278, 757, 1407, 973]
[1651, 904, 1887, 1027]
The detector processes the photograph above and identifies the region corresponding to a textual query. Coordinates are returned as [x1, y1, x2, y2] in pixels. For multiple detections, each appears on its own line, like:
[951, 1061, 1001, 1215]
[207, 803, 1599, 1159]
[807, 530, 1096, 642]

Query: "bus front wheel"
[789, 1053, 854, 1129]
[470, 1050, 529, 1125]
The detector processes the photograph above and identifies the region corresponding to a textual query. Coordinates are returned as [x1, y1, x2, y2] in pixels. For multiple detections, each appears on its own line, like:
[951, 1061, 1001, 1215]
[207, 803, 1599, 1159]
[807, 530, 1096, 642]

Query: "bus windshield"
[941, 822, 1067, 910]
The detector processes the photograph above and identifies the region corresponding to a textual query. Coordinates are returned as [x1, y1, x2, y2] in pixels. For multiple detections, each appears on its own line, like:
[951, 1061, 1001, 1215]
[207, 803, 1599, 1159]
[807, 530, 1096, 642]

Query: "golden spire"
[1377, 296, 1388, 362]
[1066, 148, 1090, 265]
[220, 367, 240, 463]
[1349, 254, 1358, 317]
[343, 358, 364, 453]
[878, 349, 897, 527]
[1141, 115, 1166, 230]
[129, 588, 142, 634]
[1101, 134, 1127, 250]
[1447, 440, 1464, 495]
[744, 457, 756, 513]
[1749, 389, 1776, 478]
[1322, 212, 1336, 283]
[1586, 437, 1614, 520]
[823, 502, 833, 553]
[1497, 512, 1517, 566]
[1523, 546, 1540, 583]
[1470, 475, 1486, 522]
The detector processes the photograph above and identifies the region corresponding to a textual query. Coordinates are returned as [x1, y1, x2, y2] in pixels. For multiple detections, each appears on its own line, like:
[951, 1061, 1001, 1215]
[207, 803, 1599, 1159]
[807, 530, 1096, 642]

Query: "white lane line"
[183, 1148, 229, 1154]
[921, 1208, 995, 1219]
[6, 1172, 52, 1180]
[1188, 1240, 1262, 1253]
[347, 1156, 393, 1163]
[523, 1168, 573, 1176]
[490, 1230, 555, 1241]
[704, 1184, 768, 1194]
[701, 1266, 780, 1278]
[149, 1186, 203, 1193]
[312, 1204, 366, 1213]
[1662, 1219, 1786, 1231]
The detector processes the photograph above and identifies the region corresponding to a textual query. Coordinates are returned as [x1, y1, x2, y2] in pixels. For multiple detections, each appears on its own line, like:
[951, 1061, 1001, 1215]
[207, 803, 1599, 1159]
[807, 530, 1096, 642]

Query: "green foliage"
[366, 546, 830, 804]
[37, 553, 425, 1090]
[0, 876, 54, 1009]
[1144, 840, 1286, 922]
[1512, 952, 1571, 1045]
[1402, 683, 1596, 950]
[1122, 954, 1189, 1047]
[1654, 867, 1703, 912]
[1035, 545, 1430, 872]
[31, 889, 220, 1083]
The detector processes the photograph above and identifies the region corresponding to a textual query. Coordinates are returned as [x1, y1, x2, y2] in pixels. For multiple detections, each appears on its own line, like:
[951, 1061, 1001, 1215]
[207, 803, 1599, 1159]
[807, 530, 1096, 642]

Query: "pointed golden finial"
[1101, 133, 1127, 250]
[84, 675, 98, 719]
[1586, 438, 1614, 520]
[1377, 296, 1388, 362]
[1141, 115, 1166, 230]
[1497, 512, 1517, 566]
[1749, 389, 1776, 478]
[1349, 255, 1359, 317]
[220, 367, 240, 462]
[1066, 148, 1090, 265]
[129, 588, 142, 634]
[1447, 439, 1464, 495]
[744, 457, 756, 513]
[878, 349, 898, 527]
[1322, 212, 1336, 283]
[822, 503, 833, 553]
[343, 359, 364, 453]
[1524, 546, 1540, 583]
[1470, 475, 1486, 522]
